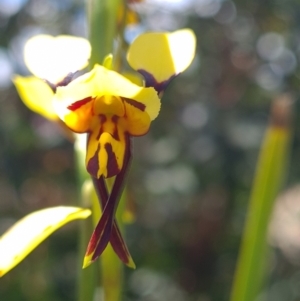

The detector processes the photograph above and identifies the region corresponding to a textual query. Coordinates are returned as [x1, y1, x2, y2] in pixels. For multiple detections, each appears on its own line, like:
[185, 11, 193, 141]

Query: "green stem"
[86, 0, 122, 67]
[77, 203, 96, 301]
[101, 182, 127, 301]
[113, 0, 128, 71]
[85, 0, 127, 300]
[75, 136, 96, 301]
[230, 95, 293, 301]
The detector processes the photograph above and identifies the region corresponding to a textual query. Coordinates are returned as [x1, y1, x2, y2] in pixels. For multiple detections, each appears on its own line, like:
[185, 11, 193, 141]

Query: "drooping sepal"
[93, 176, 136, 268]
[83, 194, 116, 268]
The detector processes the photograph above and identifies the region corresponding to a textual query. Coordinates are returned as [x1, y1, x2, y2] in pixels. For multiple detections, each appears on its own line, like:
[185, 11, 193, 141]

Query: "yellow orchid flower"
[127, 28, 196, 93]
[13, 35, 91, 120]
[54, 64, 160, 179]
[52, 29, 196, 267]
[53, 64, 160, 267]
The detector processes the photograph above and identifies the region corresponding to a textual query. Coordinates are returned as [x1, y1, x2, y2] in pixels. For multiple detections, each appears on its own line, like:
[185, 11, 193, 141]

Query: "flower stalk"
[86, 0, 122, 68]
[75, 136, 96, 301]
[85, 0, 128, 300]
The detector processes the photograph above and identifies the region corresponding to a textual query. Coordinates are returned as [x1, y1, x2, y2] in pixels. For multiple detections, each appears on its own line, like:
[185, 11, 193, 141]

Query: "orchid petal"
[86, 130, 126, 178]
[53, 65, 160, 121]
[13, 76, 57, 120]
[24, 35, 91, 84]
[63, 97, 95, 133]
[83, 136, 132, 268]
[127, 29, 196, 91]
[123, 98, 151, 136]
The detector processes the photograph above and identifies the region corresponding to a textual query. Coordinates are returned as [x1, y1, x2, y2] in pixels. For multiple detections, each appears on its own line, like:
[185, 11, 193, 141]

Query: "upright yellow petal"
[24, 35, 91, 84]
[127, 29, 196, 86]
[13, 76, 57, 120]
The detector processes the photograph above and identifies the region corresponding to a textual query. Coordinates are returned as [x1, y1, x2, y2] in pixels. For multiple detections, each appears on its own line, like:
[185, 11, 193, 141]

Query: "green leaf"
[0, 206, 91, 277]
[230, 95, 293, 301]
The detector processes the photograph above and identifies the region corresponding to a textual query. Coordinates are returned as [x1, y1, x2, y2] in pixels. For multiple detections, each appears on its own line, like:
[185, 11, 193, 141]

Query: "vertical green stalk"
[85, 0, 127, 301]
[230, 95, 293, 301]
[86, 0, 122, 68]
[75, 136, 96, 301]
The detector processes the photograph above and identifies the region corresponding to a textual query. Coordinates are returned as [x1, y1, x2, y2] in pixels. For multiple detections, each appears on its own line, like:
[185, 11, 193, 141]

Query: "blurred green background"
[1, 0, 300, 300]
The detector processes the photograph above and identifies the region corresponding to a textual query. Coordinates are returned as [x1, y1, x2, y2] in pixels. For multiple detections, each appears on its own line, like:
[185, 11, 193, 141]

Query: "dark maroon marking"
[137, 69, 177, 94]
[91, 134, 132, 262]
[105, 143, 120, 178]
[44, 80, 57, 93]
[92, 176, 134, 265]
[86, 145, 100, 178]
[67, 97, 92, 111]
[85, 227, 98, 255]
[123, 97, 146, 111]
[96, 115, 107, 140]
[56, 72, 75, 87]
[85, 202, 114, 256]
[111, 115, 119, 123]
[99, 114, 107, 123]
[44, 72, 76, 93]
[111, 115, 120, 141]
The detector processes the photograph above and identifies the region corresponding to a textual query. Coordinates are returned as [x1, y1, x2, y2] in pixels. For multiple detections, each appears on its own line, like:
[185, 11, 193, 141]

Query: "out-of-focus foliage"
[2, 0, 300, 300]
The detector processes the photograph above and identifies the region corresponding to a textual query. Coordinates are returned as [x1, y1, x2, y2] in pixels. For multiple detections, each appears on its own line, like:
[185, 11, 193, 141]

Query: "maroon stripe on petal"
[111, 115, 120, 141]
[87, 145, 100, 178]
[123, 98, 146, 111]
[105, 143, 120, 178]
[96, 115, 107, 140]
[110, 225, 132, 265]
[67, 97, 92, 111]
[85, 203, 114, 257]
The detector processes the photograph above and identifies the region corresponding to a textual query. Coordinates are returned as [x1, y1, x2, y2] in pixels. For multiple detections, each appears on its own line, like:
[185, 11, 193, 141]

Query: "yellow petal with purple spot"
[127, 29, 196, 88]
